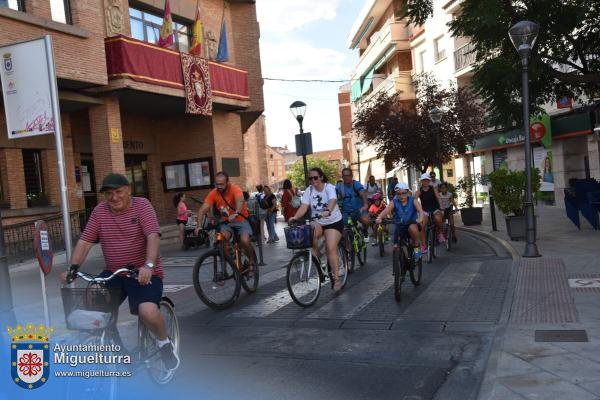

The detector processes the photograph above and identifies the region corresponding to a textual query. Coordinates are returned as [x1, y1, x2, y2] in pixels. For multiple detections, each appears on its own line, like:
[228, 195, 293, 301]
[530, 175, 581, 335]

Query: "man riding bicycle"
[196, 171, 256, 275]
[335, 167, 370, 241]
[376, 182, 424, 259]
[61, 173, 179, 371]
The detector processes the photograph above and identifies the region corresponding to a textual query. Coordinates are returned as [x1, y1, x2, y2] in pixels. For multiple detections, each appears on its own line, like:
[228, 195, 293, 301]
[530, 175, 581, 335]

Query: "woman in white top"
[290, 167, 344, 292]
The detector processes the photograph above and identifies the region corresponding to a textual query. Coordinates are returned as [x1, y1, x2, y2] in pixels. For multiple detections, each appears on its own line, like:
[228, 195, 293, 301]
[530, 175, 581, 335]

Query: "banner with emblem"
[180, 52, 212, 115]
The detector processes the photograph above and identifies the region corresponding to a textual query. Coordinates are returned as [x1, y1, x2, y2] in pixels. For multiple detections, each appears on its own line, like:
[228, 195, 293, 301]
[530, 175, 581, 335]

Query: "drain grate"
[534, 330, 589, 342]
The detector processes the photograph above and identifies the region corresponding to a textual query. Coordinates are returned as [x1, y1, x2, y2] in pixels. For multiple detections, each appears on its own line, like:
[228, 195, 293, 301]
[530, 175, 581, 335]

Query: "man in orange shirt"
[197, 171, 255, 267]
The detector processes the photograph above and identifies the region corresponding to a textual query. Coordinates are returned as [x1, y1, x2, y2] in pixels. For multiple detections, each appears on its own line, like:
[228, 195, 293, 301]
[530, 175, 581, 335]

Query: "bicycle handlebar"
[66, 265, 138, 284]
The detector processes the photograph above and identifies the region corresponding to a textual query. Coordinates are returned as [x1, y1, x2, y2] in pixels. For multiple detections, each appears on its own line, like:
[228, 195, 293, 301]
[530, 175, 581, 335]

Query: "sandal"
[333, 276, 343, 293]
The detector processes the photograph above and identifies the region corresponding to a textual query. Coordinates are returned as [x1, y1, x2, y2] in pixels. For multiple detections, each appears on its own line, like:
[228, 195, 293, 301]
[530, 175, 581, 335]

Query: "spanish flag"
[158, 0, 174, 48]
[189, 1, 203, 56]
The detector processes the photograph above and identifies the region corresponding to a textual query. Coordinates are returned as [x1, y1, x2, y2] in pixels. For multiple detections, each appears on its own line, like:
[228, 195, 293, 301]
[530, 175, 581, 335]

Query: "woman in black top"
[415, 173, 445, 253]
[264, 185, 279, 243]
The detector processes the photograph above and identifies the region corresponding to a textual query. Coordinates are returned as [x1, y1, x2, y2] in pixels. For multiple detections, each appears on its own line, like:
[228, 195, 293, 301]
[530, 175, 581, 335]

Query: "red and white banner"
[180, 53, 212, 115]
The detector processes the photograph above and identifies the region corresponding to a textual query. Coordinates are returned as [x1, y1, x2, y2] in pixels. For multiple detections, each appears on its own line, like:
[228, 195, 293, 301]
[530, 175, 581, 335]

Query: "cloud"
[256, 0, 340, 33]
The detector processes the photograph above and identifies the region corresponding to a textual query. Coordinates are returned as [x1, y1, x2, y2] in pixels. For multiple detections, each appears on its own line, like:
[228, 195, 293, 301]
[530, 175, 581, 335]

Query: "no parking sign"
[34, 220, 53, 275]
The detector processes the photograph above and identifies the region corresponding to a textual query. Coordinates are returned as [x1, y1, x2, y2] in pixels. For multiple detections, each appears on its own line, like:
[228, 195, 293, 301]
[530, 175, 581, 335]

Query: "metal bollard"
[489, 194, 498, 231]
[254, 202, 266, 266]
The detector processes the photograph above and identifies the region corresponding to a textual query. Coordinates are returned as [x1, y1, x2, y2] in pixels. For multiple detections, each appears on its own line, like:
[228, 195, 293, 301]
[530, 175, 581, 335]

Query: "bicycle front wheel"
[409, 252, 423, 286]
[193, 250, 241, 310]
[140, 298, 180, 384]
[357, 237, 367, 266]
[240, 250, 259, 293]
[378, 230, 385, 257]
[335, 243, 349, 289]
[345, 230, 356, 274]
[393, 248, 402, 302]
[445, 225, 452, 251]
[287, 252, 321, 307]
[427, 229, 434, 264]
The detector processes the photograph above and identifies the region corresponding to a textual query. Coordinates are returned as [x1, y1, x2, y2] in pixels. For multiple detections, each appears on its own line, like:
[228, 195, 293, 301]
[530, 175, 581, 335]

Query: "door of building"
[80, 158, 97, 210]
[125, 155, 149, 199]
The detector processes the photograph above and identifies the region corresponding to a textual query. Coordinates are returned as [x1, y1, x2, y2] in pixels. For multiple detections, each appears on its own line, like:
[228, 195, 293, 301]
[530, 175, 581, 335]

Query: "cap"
[394, 182, 409, 191]
[420, 173, 431, 181]
[100, 173, 130, 192]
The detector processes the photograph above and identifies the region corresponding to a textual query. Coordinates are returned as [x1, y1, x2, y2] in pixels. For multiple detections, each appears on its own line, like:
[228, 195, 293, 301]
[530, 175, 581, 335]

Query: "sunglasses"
[309, 176, 320, 181]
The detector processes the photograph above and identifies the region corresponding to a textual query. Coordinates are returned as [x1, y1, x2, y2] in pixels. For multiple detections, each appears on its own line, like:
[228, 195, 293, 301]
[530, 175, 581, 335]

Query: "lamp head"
[355, 141, 364, 152]
[429, 106, 443, 124]
[289, 101, 307, 122]
[509, 21, 539, 58]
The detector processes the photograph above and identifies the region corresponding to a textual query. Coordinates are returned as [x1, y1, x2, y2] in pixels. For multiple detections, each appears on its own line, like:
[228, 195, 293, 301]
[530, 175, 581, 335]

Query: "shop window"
[50, 0, 72, 24]
[129, 7, 191, 52]
[0, 0, 24, 11]
[222, 158, 241, 177]
[23, 150, 46, 207]
[162, 158, 213, 192]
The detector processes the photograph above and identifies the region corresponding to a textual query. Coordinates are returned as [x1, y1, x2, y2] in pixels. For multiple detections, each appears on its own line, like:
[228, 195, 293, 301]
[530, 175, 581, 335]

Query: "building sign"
[0, 38, 55, 139]
[557, 97, 572, 109]
[533, 146, 554, 192]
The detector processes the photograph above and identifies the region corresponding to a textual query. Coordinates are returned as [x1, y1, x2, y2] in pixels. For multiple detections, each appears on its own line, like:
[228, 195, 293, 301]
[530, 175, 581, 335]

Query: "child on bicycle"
[438, 182, 458, 243]
[368, 192, 387, 246]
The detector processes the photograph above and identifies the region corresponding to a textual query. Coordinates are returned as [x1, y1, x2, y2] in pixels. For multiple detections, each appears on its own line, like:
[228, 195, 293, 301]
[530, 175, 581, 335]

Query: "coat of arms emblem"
[3, 53, 13, 72]
[9, 323, 53, 390]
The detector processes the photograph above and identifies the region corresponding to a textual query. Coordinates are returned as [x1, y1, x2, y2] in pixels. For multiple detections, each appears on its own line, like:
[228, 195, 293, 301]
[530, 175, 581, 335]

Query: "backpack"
[257, 194, 269, 210]
[288, 190, 301, 209]
[336, 181, 361, 202]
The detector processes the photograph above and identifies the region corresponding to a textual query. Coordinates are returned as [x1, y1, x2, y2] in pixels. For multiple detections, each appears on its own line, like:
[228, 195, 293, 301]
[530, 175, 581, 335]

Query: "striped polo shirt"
[80, 197, 163, 278]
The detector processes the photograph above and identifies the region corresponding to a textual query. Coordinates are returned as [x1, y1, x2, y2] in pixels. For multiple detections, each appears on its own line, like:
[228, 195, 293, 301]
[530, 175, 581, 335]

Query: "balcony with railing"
[352, 21, 410, 80]
[104, 35, 250, 104]
[356, 71, 414, 108]
[454, 42, 476, 73]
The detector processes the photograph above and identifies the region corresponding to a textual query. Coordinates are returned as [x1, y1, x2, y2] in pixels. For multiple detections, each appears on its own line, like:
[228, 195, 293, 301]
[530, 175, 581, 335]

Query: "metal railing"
[454, 42, 476, 72]
[3, 209, 93, 264]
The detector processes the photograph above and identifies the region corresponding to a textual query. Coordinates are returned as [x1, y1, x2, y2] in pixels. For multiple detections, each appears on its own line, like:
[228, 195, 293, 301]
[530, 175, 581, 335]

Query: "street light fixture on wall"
[290, 101, 310, 188]
[429, 106, 443, 179]
[355, 141, 364, 182]
[509, 20, 541, 258]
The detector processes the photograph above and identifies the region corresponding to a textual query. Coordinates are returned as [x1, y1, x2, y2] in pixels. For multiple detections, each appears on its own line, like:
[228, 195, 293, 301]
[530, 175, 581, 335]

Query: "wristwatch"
[145, 262, 155, 270]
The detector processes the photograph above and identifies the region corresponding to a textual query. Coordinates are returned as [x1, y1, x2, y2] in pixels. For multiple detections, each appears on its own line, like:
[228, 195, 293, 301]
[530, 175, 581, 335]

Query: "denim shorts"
[220, 220, 253, 237]
[99, 270, 163, 315]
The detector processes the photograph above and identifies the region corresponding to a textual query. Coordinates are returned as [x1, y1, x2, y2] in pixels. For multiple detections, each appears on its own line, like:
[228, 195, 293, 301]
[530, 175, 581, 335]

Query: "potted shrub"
[488, 168, 541, 240]
[456, 174, 483, 225]
[27, 192, 49, 208]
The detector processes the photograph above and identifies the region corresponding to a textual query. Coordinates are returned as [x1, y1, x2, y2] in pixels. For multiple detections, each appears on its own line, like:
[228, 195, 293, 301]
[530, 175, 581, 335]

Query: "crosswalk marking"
[162, 257, 198, 267]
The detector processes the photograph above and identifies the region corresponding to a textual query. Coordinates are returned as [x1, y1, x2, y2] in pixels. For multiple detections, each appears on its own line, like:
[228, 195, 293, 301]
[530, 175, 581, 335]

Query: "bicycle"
[425, 213, 438, 264]
[342, 213, 367, 273]
[371, 217, 388, 257]
[192, 220, 259, 310]
[443, 209, 455, 252]
[284, 218, 349, 307]
[384, 220, 423, 301]
[61, 266, 180, 397]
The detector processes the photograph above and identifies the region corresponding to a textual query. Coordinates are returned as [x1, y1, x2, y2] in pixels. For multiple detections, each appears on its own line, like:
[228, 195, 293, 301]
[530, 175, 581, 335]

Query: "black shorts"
[320, 219, 344, 234]
[393, 221, 417, 244]
[443, 207, 453, 220]
[176, 219, 187, 226]
[100, 270, 163, 315]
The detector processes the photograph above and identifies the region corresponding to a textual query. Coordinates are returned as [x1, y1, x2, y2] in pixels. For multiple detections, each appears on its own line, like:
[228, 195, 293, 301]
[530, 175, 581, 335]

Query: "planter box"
[460, 207, 483, 226]
[505, 215, 537, 241]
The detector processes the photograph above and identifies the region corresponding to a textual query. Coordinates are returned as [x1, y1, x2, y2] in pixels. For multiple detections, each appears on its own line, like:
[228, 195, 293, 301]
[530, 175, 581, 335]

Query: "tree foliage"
[287, 156, 340, 189]
[352, 73, 486, 173]
[403, 0, 600, 126]
[488, 168, 541, 216]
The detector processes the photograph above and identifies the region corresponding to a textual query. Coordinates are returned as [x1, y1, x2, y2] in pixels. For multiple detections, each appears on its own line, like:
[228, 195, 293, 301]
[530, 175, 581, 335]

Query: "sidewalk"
[463, 204, 600, 400]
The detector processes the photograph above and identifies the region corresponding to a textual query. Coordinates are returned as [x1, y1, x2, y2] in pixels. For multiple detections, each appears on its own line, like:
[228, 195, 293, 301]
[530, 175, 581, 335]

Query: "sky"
[255, 0, 364, 152]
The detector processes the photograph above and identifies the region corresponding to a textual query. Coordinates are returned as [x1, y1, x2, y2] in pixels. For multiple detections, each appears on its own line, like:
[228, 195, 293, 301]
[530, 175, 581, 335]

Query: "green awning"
[374, 45, 396, 70]
[351, 79, 362, 102]
[361, 67, 375, 95]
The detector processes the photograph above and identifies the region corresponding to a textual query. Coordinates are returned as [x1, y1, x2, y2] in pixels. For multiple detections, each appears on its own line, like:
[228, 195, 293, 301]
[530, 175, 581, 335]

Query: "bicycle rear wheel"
[345, 230, 356, 274]
[393, 248, 402, 301]
[141, 298, 180, 384]
[409, 251, 423, 286]
[378, 230, 385, 257]
[240, 250, 259, 293]
[193, 250, 241, 310]
[286, 252, 321, 307]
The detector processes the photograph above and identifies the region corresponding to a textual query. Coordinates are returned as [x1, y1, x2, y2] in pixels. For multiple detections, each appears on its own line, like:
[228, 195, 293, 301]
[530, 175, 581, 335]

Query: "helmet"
[394, 182, 409, 191]
[420, 173, 431, 181]
[372, 192, 383, 201]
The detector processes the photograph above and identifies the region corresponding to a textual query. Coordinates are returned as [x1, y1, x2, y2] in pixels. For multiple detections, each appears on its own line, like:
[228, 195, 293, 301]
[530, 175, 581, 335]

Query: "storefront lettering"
[123, 140, 144, 151]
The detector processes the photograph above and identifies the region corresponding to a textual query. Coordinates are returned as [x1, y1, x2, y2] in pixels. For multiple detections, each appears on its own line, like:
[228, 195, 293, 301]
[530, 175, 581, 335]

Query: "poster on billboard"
[533, 146, 554, 192]
[0, 37, 55, 139]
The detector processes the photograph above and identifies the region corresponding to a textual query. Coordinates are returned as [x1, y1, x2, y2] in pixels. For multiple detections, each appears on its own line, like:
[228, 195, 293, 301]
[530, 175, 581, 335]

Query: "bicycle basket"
[61, 287, 123, 331]
[284, 224, 313, 249]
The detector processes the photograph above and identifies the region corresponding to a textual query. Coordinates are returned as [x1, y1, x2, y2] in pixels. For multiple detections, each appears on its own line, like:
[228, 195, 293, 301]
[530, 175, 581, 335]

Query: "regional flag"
[216, 18, 229, 62]
[158, 0, 174, 48]
[190, 1, 204, 56]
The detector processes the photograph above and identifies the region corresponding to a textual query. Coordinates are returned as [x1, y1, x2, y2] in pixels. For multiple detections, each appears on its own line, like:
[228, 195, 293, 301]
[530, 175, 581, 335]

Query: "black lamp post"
[429, 106, 443, 179]
[355, 141, 364, 182]
[290, 101, 308, 187]
[509, 20, 541, 258]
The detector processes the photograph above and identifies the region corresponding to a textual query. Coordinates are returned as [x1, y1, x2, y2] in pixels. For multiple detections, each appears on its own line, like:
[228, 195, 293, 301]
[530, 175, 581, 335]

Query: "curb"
[456, 226, 521, 262]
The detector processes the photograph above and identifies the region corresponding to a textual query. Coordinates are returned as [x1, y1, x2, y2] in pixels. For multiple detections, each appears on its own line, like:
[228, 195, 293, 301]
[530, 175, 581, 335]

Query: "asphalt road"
[6, 228, 512, 400]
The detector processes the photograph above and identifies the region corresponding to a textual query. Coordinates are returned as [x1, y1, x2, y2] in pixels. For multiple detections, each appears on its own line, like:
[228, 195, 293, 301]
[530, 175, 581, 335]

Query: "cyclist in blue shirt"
[376, 182, 424, 258]
[336, 168, 370, 239]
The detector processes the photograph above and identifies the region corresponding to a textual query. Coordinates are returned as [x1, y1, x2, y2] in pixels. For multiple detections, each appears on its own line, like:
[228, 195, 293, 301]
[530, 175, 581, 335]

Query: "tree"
[403, 0, 600, 126]
[352, 73, 486, 173]
[287, 156, 340, 189]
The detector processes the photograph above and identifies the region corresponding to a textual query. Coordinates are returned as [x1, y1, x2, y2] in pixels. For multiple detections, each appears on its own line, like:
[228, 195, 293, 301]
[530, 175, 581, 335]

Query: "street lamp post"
[290, 101, 309, 188]
[429, 106, 443, 179]
[355, 141, 364, 182]
[509, 20, 541, 258]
